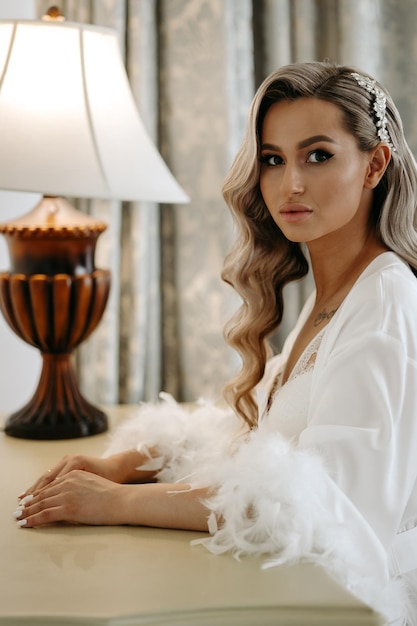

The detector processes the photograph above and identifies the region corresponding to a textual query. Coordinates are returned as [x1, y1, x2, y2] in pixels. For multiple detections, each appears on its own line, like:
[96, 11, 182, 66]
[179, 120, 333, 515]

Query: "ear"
[364, 144, 391, 189]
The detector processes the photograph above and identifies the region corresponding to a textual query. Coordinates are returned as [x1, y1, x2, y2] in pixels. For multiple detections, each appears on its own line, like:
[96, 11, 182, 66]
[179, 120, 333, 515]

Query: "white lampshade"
[0, 18, 189, 204]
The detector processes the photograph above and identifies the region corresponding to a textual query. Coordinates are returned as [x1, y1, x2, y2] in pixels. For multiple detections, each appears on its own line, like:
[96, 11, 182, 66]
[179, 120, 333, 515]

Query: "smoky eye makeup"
[306, 149, 335, 163]
[259, 154, 284, 166]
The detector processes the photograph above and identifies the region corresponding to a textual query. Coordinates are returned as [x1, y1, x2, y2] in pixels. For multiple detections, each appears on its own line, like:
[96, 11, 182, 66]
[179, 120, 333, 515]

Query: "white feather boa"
[104, 393, 244, 483]
[104, 394, 411, 624]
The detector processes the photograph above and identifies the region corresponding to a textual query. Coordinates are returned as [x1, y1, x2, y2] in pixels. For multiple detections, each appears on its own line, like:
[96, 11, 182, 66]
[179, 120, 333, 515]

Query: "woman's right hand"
[18, 449, 155, 502]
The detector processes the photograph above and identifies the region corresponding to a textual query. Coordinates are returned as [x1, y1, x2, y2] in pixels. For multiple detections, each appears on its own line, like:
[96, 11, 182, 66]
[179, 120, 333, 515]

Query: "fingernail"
[13, 509, 24, 519]
[17, 519, 27, 527]
[19, 494, 33, 505]
[18, 492, 25, 499]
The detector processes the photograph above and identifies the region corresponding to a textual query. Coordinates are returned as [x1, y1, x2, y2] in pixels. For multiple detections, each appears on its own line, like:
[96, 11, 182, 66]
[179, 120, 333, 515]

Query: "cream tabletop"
[0, 406, 384, 626]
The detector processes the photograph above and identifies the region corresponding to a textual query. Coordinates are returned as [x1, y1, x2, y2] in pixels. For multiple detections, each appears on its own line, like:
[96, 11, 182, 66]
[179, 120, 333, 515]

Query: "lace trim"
[265, 328, 326, 415]
[291, 327, 326, 381]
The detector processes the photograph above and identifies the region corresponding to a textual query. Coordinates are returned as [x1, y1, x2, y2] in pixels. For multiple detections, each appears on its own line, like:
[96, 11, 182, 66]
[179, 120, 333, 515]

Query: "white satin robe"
[105, 251, 417, 624]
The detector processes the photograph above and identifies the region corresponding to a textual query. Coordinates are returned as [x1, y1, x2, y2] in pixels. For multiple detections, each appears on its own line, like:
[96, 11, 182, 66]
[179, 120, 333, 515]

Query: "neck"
[307, 234, 388, 306]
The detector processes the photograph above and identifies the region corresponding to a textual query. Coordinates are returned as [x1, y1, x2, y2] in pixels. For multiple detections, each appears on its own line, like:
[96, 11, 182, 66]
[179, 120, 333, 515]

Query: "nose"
[281, 162, 304, 197]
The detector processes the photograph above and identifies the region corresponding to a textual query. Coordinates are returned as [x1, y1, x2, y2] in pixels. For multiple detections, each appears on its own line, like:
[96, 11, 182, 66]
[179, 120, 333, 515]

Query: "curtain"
[36, 0, 417, 405]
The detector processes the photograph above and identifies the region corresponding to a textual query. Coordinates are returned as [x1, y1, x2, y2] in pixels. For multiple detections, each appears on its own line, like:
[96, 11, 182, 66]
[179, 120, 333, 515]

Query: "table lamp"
[0, 7, 188, 440]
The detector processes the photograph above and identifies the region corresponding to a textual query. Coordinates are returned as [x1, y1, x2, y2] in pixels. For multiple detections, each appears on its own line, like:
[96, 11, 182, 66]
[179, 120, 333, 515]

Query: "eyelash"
[308, 149, 334, 163]
[260, 149, 334, 166]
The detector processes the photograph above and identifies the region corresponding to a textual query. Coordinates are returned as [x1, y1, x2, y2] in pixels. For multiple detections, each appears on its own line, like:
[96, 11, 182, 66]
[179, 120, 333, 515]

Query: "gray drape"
[36, 0, 417, 405]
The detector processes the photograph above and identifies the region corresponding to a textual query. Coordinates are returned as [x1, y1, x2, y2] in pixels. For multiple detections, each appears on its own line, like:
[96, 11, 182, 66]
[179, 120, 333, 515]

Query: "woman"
[15, 62, 417, 624]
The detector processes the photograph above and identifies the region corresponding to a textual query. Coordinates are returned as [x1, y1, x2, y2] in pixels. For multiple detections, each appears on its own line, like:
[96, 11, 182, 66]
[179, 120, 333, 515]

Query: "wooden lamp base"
[0, 196, 111, 440]
[5, 354, 107, 440]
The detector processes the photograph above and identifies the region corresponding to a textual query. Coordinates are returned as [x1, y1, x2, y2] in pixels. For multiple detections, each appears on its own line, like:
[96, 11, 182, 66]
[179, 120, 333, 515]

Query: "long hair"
[221, 61, 417, 428]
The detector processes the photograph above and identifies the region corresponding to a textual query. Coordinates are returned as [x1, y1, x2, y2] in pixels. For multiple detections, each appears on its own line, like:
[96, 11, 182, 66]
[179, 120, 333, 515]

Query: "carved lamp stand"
[0, 197, 110, 439]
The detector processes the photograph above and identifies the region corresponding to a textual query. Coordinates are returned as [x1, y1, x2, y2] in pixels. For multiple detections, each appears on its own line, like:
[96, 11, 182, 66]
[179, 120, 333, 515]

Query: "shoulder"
[347, 251, 417, 326]
[326, 252, 417, 359]
[362, 249, 416, 293]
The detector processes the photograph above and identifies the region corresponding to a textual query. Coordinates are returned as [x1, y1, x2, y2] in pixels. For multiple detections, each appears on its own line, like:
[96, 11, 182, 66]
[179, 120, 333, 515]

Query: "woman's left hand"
[15, 470, 134, 528]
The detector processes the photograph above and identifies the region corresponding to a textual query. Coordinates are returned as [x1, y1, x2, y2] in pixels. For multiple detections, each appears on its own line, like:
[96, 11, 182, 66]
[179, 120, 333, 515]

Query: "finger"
[30, 473, 68, 500]
[18, 473, 52, 501]
[18, 504, 64, 528]
[18, 459, 73, 500]
[20, 465, 59, 493]
[16, 493, 65, 528]
[15, 479, 60, 513]
[35, 457, 89, 487]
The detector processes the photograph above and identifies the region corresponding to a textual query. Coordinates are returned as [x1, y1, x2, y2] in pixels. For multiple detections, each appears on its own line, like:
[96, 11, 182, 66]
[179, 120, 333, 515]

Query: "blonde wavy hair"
[221, 61, 417, 428]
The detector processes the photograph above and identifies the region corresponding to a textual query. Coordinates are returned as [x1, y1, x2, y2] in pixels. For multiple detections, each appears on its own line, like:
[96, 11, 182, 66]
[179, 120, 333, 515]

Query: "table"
[0, 406, 385, 625]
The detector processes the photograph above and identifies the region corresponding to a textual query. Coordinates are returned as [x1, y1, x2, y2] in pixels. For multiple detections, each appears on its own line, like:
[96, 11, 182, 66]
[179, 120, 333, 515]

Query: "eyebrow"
[261, 135, 338, 151]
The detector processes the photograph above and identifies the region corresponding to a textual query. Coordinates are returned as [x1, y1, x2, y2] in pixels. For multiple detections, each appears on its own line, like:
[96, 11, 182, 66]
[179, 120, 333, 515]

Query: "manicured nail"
[13, 509, 24, 519]
[18, 492, 26, 499]
[17, 519, 27, 527]
[19, 494, 33, 505]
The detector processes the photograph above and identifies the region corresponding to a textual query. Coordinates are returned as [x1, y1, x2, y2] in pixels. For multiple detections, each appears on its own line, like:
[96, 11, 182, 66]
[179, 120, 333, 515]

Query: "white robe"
[105, 251, 417, 625]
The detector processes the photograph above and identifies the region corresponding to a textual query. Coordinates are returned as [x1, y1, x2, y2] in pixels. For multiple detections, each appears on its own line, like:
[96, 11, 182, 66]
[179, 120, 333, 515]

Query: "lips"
[279, 203, 313, 223]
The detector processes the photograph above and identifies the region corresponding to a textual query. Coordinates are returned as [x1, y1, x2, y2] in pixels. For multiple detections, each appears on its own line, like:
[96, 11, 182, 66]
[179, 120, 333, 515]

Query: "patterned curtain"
[35, 0, 417, 405]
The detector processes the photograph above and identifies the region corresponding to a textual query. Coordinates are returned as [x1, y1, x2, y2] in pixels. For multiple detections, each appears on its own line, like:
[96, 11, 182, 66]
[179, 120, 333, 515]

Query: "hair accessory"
[351, 72, 395, 150]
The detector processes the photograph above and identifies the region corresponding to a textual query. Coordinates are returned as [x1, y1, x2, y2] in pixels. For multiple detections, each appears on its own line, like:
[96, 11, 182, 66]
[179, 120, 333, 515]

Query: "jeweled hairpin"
[351, 72, 395, 151]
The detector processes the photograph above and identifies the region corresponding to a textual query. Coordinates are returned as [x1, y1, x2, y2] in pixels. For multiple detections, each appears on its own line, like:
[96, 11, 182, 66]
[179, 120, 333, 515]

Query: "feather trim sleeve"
[103, 392, 245, 484]
[193, 427, 403, 623]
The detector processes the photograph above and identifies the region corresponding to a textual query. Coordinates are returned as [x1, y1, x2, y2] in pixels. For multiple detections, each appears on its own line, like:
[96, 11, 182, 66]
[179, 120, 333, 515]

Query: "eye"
[260, 154, 284, 166]
[307, 149, 334, 163]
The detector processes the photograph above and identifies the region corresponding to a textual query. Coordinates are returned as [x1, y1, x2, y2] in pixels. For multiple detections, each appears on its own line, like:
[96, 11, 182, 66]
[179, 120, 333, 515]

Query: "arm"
[302, 332, 417, 547]
[18, 448, 161, 501]
[17, 471, 212, 531]
[16, 397, 241, 529]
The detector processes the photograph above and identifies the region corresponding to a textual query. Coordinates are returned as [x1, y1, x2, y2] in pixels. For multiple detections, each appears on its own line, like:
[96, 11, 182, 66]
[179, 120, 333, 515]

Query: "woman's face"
[259, 97, 374, 248]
